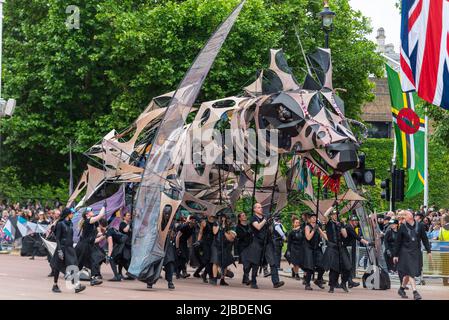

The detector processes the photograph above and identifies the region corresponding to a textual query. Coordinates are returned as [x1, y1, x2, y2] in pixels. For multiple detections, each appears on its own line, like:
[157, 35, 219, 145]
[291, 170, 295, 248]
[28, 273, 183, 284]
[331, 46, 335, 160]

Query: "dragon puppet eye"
[278, 105, 292, 122]
[317, 131, 326, 139]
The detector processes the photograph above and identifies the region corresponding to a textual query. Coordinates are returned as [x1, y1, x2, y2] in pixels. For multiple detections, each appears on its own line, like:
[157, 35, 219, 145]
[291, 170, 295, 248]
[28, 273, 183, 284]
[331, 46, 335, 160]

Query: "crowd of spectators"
[0, 202, 64, 245]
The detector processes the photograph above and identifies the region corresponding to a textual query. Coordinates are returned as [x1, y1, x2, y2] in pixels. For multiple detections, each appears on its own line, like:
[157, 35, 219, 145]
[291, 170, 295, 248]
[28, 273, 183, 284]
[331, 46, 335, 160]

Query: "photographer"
[242, 203, 285, 289]
[210, 214, 236, 286]
[343, 215, 370, 288]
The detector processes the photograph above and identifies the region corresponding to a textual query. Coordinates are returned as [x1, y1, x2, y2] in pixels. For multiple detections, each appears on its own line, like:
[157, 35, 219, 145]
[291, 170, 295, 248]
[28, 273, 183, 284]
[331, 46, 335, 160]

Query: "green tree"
[0, 0, 383, 198]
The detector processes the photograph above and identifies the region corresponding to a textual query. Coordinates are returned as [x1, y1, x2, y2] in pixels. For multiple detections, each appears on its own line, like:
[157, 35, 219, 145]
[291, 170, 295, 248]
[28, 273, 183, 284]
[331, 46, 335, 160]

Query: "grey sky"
[349, 0, 401, 52]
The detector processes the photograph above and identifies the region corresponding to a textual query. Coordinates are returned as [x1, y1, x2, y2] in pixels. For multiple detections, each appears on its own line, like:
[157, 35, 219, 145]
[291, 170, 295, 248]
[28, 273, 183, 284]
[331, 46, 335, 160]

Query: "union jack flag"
[400, 0, 449, 109]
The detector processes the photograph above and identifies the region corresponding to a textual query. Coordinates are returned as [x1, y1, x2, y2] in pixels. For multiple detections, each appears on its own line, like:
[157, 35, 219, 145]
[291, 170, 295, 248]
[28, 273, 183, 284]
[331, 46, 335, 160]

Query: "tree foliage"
[0, 0, 383, 196]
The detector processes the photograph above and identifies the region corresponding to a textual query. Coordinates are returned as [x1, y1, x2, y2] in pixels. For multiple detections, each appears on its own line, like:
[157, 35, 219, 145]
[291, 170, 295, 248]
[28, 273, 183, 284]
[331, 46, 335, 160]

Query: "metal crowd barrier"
[353, 240, 449, 279]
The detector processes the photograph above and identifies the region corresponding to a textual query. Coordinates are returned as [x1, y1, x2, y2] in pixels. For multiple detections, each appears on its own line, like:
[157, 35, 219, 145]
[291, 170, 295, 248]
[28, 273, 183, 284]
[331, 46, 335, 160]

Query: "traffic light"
[393, 169, 405, 202]
[351, 153, 376, 185]
[380, 178, 390, 201]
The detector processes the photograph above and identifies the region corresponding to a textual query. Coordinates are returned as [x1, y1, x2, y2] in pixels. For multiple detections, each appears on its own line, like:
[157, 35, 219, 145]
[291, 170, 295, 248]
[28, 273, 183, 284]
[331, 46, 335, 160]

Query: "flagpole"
[390, 128, 397, 212]
[424, 106, 429, 212]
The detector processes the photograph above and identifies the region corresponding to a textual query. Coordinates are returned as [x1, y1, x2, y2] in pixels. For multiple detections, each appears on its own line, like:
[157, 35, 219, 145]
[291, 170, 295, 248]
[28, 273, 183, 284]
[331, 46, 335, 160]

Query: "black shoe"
[147, 283, 153, 289]
[52, 284, 61, 293]
[29, 256, 35, 260]
[413, 291, 422, 300]
[108, 276, 122, 282]
[341, 283, 349, 293]
[348, 281, 360, 288]
[251, 283, 259, 289]
[220, 279, 229, 286]
[125, 272, 136, 280]
[201, 273, 208, 283]
[95, 275, 103, 280]
[295, 274, 301, 281]
[398, 287, 408, 298]
[75, 284, 86, 293]
[335, 283, 342, 289]
[209, 278, 217, 285]
[193, 271, 201, 278]
[242, 277, 250, 285]
[328, 287, 334, 293]
[90, 278, 103, 286]
[314, 280, 325, 289]
[168, 282, 175, 290]
[273, 281, 285, 288]
[176, 273, 181, 279]
[305, 284, 313, 291]
[181, 271, 191, 279]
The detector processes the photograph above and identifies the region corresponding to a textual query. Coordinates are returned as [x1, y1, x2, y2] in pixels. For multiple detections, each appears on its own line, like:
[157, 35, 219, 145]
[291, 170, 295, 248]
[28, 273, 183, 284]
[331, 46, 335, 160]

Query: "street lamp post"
[0, 0, 17, 170]
[319, 0, 336, 49]
[319, 1, 335, 199]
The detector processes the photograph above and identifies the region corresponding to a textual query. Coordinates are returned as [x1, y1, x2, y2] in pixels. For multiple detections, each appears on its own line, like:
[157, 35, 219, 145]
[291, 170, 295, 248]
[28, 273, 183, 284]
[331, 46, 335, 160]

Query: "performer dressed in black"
[75, 205, 106, 286]
[285, 216, 304, 280]
[29, 211, 49, 260]
[394, 210, 431, 300]
[196, 214, 216, 283]
[105, 221, 128, 281]
[175, 215, 196, 279]
[210, 214, 236, 286]
[384, 219, 399, 273]
[45, 209, 61, 277]
[323, 207, 351, 293]
[303, 213, 327, 290]
[118, 212, 133, 279]
[50, 208, 86, 293]
[343, 216, 369, 288]
[235, 212, 252, 285]
[243, 203, 285, 289]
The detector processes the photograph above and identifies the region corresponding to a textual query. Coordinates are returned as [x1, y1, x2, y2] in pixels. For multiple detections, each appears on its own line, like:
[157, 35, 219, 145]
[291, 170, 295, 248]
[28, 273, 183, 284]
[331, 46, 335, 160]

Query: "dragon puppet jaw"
[302, 152, 343, 194]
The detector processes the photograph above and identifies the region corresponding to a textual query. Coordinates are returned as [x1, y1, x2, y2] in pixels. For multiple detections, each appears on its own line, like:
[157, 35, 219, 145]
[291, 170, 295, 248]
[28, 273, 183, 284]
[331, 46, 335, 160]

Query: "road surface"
[0, 253, 447, 300]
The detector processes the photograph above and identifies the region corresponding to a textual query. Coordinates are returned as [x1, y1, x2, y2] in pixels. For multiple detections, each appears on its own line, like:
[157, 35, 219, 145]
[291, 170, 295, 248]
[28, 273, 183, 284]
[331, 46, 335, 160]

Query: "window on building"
[366, 121, 391, 138]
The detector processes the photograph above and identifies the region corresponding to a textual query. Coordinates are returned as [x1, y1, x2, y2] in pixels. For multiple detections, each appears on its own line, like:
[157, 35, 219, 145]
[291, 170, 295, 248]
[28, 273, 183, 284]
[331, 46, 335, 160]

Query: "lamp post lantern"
[319, 0, 336, 49]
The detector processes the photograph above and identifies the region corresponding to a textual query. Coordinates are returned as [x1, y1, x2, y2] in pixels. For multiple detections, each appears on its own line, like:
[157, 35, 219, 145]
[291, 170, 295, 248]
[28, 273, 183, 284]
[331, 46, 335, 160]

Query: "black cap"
[350, 216, 359, 221]
[389, 219, 399, 225]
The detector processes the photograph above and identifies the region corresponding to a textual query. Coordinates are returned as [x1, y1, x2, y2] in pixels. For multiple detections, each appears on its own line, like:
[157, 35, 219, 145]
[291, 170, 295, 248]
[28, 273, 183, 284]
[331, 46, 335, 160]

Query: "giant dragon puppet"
[67, 1, 381, 286]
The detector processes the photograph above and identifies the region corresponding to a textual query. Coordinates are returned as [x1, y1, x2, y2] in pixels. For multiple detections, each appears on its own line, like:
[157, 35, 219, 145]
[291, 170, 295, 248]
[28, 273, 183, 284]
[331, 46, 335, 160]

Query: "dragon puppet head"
[251, 48, 360, 179]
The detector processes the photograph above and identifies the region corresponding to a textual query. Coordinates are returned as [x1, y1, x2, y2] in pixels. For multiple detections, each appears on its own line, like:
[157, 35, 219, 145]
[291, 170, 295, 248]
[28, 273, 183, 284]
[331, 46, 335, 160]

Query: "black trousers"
[329, 269, 350, 288]
[350, 245, 357, 279]
[165, 262, 174, 283]
[304, 268, 324, 284]
[249, 263, 280, 285]
[384, 252, 396, 272]
[273, 240, 283, 269]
